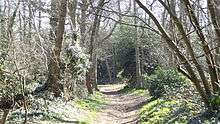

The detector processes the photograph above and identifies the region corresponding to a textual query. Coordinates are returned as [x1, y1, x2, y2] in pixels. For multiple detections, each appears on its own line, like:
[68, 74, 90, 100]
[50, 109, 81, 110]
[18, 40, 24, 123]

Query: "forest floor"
[3, 84, 215, 124]
[93, 84, 150, 124]
[3, 84, 151, 124]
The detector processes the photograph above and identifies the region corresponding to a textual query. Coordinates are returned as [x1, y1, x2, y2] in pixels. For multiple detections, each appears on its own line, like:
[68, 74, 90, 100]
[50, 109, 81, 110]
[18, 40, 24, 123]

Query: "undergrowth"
[139, 98, 189, 124]
[5, 92, 106, 124]
[74, 92, 106, 112]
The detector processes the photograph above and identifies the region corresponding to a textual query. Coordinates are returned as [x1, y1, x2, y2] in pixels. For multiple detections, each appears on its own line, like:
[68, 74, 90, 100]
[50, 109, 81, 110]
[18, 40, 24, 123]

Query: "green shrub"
[144, 67, 187, 98]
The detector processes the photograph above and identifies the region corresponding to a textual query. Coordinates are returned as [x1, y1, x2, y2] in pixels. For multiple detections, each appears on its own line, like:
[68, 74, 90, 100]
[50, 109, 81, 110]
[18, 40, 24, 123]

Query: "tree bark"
[1, 109, 10, 124]
[87, 0, 105, 93]
[68, 0, 77, 42]
[48, 0, 67, 97]
[79, 0, 88, 47]
[133, 0, 142, 88]
[208, 0, 220, 85]
[105, 59, 112, 83]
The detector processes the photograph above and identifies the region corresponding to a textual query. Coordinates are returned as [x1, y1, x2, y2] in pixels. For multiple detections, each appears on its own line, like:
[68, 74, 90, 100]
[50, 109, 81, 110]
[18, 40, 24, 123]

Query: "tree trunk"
[87, 0, 105, 93]
[80, 0, 88, 47]
[105, 59, 112, 83]
[86, 71, 93, 94]
[135, 0, 210, 107]
[1, 109, 10, 124]
[158, 0, 212, 98]
[48, 0, 67, 97]
[68, 0, 77, 42]
[38, 0, 42, 30]
[208, 0, 220, 87]
[133, 0, 142, 88]
[182, 0, 219, 93]
[92, 53, 99, 91]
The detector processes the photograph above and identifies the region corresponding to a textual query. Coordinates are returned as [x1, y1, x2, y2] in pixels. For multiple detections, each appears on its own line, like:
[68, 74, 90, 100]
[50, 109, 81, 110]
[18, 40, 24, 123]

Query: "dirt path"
[94, 84, 149, 124]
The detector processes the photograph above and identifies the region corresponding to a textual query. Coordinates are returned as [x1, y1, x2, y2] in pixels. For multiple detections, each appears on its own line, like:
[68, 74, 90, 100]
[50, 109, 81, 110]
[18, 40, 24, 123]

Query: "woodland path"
[94, 84, 149, 124]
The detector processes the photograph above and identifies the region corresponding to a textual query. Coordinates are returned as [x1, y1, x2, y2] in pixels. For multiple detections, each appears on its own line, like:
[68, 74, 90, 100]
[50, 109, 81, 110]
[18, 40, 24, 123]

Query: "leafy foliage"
[112, 21, 159, 80]
[144, 67, 187, 98]
[112, 24, 136, 78]
[0, 67, 23, 99]
[64, 42, 90, 79]
[62, 41, 90, 98]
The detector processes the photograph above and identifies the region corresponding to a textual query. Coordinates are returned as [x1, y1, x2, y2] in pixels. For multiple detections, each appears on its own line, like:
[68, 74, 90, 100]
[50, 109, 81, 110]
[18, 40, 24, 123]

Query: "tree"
[158, 0, 212, 98]
[68, 0, 78, 40]
[79, 0, 88, 47]
[208, 0, 220, 78]
[47, 0, 67, 97]
[136, 0, 218, 109]
[86, 0, 106, 94]
[133, 0, 142, 88]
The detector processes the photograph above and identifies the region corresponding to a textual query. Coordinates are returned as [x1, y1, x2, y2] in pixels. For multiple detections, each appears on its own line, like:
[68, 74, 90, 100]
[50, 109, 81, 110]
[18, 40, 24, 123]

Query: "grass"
[120, 85, 148, 97]
[74, 92, 106, 112]
[139, 98, 189, 124]
[120, 85, 190, 123]
[131, 89, 148, 96]
[8, 110, 89, 124]
[6, 92, 106, 124]
[74, 91, 107, 123]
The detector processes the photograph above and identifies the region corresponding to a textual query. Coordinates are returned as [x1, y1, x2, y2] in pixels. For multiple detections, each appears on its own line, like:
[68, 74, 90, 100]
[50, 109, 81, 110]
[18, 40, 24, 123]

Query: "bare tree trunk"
[161, 0, 171, 67]
[133, 0, 142, 88]
[87, 0, 105, 93]
[68, 0, 77, 42]
[80, 0, 88, 47]
[208, 0, 220, 83]
[92, 53, 98, 90]
[168, 0, 178, 65]
[27, 1, 32, 45]
[38, 0, 42, 31]
[21, 76, 27, 124]
[48, 0, 67, 97]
